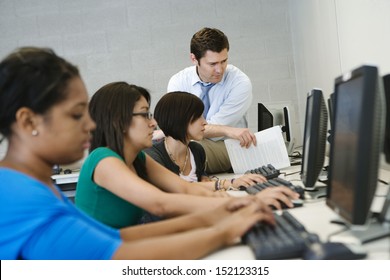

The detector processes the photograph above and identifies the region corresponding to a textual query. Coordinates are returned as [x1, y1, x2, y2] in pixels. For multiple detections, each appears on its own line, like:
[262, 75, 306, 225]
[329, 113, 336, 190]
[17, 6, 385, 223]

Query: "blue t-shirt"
[0, 168, 122, 260]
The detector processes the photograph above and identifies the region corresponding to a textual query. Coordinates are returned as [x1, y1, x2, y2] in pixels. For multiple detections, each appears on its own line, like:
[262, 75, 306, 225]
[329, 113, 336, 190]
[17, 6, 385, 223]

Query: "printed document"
[225, 126, 290, 174]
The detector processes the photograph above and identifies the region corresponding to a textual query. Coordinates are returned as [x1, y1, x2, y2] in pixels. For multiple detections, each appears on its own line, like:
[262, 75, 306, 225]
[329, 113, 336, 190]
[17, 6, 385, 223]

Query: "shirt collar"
[190, 66, 226, 87]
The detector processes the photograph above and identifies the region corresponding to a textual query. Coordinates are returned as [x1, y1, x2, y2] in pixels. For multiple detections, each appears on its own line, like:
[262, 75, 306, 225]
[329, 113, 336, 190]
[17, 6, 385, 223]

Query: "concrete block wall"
[0, 0, 299, 161]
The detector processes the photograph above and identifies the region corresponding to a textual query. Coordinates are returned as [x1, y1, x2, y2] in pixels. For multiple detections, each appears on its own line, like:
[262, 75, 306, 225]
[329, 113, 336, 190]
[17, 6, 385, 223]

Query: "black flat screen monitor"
[326, 65, 384, 228]
[300, 89, 328, 193]
[258, 103, 292, 143]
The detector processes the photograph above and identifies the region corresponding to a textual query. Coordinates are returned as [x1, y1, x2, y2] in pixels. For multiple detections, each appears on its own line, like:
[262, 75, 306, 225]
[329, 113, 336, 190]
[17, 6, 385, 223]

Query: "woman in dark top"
[146, 91, 296, 194]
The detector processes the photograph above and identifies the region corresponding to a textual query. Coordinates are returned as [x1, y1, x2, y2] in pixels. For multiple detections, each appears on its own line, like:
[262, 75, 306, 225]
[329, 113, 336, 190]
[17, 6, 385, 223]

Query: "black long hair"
[89, 82, 151, 180]
[0, 47, 79, 142]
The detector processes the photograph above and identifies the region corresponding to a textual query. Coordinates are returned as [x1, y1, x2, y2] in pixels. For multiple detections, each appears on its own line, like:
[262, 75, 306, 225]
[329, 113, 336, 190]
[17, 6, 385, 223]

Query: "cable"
[284, 170, 301, 177]
[378, 178, 389, 185]
[289, 151, 302, 158]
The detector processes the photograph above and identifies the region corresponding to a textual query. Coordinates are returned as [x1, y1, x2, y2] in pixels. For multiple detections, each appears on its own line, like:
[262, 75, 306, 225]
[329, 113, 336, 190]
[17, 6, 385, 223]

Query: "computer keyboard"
[245, 164, 280, 180]
[243, 211, 367, 260]
[243, 210, 320, 259]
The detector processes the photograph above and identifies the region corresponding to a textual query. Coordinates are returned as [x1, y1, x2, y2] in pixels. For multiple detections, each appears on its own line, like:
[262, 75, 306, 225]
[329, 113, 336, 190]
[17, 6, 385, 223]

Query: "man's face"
[192, 48, 228, 84]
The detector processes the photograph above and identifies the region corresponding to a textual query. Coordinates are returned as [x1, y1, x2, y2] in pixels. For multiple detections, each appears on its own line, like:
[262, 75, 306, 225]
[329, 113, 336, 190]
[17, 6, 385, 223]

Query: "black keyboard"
[246, 177, 305, 200]
[243, 211, 320, 259]
[245, 164, 280, 180]
[243, 211, 367, 260]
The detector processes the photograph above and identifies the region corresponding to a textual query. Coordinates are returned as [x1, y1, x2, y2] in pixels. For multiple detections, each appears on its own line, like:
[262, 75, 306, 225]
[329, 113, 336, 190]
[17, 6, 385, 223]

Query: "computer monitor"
[258, 103, 292, 149]
[300, 89, 328, 197]
[326, 65, 389, 244]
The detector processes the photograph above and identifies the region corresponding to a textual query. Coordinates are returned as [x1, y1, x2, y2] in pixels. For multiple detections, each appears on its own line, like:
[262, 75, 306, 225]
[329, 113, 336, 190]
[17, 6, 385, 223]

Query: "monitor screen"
[258, 103, 273, 132]
[300, 89, 328, 191]
[326, 65, 385, 226]
[327, 93, 335, 144]
[258, 103, 292, 144]
[282, 107, 291, 142]
[382, 74, 390, 163]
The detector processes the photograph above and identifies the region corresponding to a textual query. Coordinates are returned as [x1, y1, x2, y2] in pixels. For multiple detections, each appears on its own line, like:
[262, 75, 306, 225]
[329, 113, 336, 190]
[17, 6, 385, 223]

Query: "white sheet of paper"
[224, 126, 291, 174]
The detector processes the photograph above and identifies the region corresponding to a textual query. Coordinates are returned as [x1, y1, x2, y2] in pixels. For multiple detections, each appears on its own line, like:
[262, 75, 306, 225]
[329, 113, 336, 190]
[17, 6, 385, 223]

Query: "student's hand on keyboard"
[233, 173, 267, 188]
[212, 197, 275, 245]
[255, 186, 300, 210]
[202, 196, 271, 226]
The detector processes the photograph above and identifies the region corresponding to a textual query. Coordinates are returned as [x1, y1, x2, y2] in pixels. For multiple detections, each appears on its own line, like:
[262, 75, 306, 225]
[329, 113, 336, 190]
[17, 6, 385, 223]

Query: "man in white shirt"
[158, 27, 256, 174]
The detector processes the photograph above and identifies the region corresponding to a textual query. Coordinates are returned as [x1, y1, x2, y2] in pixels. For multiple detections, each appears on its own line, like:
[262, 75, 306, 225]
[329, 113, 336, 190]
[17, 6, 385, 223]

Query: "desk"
[204, 165, 390, 260]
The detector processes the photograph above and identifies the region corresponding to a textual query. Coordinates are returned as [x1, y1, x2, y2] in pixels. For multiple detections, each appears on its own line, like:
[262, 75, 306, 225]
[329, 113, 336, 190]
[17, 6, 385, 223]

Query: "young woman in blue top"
[0, 47, 275, 259]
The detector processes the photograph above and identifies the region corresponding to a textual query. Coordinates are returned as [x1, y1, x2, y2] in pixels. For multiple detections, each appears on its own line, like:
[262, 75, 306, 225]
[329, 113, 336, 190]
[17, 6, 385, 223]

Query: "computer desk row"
[52, 165, 390, 260]
[204, 164, 390, 260]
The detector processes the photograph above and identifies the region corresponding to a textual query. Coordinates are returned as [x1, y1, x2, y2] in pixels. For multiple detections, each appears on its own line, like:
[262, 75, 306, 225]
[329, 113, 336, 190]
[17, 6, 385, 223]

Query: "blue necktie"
[199, 82, 214, 118]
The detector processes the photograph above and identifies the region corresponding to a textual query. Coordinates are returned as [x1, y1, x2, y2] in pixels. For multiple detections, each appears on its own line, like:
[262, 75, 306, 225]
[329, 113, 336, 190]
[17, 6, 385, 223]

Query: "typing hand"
[213, 197, 275, 246]
[202, 197, 271, 225]
[255, 186, 300, 210]
[232, 173, 267, 188]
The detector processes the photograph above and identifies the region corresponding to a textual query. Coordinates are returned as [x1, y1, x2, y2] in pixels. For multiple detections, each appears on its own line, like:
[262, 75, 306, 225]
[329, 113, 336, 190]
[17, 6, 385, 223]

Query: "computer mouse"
[302, 242, 367, 260]
[291, 198, 304, 208]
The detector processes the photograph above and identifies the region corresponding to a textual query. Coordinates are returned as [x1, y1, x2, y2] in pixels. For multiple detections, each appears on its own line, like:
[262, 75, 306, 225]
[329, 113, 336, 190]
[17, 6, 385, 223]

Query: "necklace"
[164, 139, 189, 174]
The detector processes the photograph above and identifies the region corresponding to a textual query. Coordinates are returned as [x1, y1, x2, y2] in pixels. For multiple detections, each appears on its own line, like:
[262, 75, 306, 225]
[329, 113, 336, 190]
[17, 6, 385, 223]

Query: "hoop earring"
[32, 130, 39, 136]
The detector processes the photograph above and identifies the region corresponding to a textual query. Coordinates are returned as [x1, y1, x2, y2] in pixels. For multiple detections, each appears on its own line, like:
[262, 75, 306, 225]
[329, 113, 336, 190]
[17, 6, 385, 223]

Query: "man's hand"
[226, 127, 257, 148]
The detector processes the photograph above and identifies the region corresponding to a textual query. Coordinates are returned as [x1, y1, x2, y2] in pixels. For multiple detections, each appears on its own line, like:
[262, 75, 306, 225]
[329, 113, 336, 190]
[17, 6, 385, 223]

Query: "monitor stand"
[304, 186, 327, 200]
[330, 189, 390, 244]
[329, 218, 390, 245]
[285, 138, 295, 156]
[350, 221, 390, 244]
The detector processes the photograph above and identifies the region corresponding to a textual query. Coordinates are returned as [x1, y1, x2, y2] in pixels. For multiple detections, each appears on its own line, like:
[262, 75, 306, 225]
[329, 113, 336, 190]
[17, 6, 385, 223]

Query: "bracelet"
[214, 179, 219, 191]
[214, 179, 227, 191]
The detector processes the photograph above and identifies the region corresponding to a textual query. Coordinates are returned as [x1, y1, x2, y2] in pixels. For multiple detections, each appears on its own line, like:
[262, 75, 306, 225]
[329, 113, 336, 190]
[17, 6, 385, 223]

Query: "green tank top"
[75, 147, 145, 228]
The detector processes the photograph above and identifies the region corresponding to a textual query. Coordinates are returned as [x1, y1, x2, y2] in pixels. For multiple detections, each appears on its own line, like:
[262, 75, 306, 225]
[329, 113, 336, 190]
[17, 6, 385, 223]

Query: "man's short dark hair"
[190, 27, 230, 61]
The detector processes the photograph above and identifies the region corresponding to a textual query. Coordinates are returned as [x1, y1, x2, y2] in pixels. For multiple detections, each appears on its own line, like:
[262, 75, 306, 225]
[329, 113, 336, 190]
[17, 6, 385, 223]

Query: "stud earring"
[32, 130, 39, 136]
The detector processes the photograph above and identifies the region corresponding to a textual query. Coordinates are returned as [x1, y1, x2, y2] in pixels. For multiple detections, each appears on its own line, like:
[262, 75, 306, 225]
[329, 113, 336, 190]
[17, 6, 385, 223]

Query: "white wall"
[289, 0, 390, 136]
[336, 0, 390, 74]
[0, 0, 299, 163]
